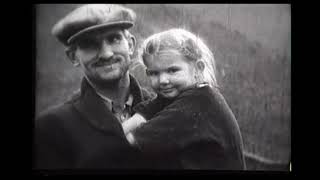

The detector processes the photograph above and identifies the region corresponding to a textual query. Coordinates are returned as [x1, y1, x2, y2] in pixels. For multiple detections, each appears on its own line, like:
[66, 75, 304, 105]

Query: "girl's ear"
[65, 48, 80, 67]
[196, 60, 205, 72]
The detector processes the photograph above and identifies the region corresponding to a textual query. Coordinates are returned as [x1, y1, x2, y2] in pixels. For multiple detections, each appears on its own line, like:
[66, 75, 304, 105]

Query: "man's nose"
[98, 41, 114, 59]
[159, 73, 169, 85]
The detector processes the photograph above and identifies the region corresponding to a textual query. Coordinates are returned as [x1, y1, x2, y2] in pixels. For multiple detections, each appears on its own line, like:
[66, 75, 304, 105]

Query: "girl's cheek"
[149, 77, 159, 88]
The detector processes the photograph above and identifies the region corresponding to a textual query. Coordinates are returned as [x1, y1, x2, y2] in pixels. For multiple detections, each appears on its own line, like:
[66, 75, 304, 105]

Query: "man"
[34, 4, 153, 169]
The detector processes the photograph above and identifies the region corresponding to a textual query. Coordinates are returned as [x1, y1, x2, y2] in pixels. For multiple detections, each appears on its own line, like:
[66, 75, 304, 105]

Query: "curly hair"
[140, 28, 218, 88]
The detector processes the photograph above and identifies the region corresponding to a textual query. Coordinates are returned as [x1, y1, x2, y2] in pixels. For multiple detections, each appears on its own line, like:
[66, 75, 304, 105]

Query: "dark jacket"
[133, 86, 246, 170]
[33, 75, 153, 169]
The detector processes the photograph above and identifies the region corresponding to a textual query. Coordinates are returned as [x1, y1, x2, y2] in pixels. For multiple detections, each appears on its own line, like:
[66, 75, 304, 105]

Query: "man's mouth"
[95, 58, 120, 67]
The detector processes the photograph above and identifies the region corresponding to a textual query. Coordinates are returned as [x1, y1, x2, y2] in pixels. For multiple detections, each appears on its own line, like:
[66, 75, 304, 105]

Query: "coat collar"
[73, 75, 144, 136]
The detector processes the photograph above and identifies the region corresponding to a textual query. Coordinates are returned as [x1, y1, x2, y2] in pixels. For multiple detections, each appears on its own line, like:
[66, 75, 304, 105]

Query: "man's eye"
[78, 39, 100, 49]
[107, 34, 122, 44]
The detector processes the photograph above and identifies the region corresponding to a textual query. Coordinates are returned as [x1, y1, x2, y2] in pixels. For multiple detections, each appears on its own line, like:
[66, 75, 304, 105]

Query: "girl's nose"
[159, 73, 170, 85]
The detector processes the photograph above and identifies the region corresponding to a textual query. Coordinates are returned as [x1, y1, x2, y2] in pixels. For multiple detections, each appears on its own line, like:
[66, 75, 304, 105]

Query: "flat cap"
[52, 4, 136, 46]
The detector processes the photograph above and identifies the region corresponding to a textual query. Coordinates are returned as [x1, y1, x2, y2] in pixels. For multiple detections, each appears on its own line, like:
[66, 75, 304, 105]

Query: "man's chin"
[159, 92, 178, 99]
[99, 70, 123, 81]
[90, 73, 123, 86]
[99, 75, 122, 83]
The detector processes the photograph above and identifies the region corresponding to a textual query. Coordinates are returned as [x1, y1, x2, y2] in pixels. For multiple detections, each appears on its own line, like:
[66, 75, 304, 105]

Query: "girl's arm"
[125, 132, 136, 145]
[122, 113, 146, 135]
[126, 94, 202, 153]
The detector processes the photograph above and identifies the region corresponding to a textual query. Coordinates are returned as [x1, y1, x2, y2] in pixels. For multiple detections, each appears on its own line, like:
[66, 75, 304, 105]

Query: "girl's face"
[144, 51, 198, 99]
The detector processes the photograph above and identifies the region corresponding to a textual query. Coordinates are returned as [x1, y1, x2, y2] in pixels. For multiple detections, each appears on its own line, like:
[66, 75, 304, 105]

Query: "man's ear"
[196, 60, 205, 72]
[65, 47, 80, 67]
[128, 35, 136, 56]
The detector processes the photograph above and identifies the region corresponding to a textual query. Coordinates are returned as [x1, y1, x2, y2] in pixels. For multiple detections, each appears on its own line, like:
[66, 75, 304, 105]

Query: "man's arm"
[34, 114, 71, 169]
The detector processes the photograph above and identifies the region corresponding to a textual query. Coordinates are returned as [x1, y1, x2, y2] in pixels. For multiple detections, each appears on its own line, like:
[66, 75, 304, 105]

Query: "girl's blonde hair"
[140, 28, 218, 88]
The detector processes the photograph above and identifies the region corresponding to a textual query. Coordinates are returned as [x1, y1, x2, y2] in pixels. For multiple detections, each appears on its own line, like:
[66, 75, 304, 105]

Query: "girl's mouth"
[160, 88, 174, 94]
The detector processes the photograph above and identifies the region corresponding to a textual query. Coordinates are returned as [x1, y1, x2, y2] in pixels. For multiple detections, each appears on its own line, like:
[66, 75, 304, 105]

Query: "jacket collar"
[73, 75, 144, 136]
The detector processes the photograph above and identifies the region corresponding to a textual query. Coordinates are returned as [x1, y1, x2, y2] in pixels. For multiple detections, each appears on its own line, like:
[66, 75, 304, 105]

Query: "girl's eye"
[167, 68, 179, 74]
[146, 70, 158, 76]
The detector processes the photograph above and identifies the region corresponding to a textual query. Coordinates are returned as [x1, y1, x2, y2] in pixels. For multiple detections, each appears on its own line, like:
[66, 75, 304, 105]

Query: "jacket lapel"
[129, 75, 143, 109]
[73, 79, 125, 137]
[73, 75, 145, 137]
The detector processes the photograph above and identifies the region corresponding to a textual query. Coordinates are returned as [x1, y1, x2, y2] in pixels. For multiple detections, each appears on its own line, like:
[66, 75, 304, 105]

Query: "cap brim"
[67, 21, 133, 45]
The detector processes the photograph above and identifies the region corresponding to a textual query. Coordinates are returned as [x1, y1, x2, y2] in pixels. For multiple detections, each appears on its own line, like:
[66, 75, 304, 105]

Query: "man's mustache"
[94, 56, 121, 66]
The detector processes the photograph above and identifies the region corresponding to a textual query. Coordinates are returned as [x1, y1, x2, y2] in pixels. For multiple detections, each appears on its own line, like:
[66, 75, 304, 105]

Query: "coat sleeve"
[179, 139, 237, 170]
[34, 113, 72, 169]
[132, 98, 200, 154]
[133, 95, 172, 120]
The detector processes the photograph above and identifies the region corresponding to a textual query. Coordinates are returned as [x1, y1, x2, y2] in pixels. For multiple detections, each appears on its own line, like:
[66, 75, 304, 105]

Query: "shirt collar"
[95, 91, 134, 111]
[79, 74, 144, 108]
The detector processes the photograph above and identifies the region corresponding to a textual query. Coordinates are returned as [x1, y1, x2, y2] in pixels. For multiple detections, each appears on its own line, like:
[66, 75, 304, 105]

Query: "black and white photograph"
[33, 4, 291, 172]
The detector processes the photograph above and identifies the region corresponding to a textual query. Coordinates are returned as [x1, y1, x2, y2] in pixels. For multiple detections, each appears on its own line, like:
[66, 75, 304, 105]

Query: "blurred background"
[35, 4, 291, 171]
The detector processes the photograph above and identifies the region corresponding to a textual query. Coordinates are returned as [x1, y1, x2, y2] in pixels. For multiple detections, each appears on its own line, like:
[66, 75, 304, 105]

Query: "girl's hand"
[122, 113, 146, 135]
[125, 132, 136, 145]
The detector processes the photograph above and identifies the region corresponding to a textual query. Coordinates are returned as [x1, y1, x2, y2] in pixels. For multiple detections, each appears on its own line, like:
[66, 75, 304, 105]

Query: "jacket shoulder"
[36, 90, 81, 120]
[35, 97, 79, 130]
[176, 87, 227, 110]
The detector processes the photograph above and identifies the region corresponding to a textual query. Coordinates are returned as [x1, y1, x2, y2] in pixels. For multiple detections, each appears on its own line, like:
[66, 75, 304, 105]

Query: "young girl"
[122, 28, 246, 170]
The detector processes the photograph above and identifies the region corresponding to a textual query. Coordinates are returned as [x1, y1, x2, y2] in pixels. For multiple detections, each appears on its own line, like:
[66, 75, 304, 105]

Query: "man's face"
[74, 28, 134, 85]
